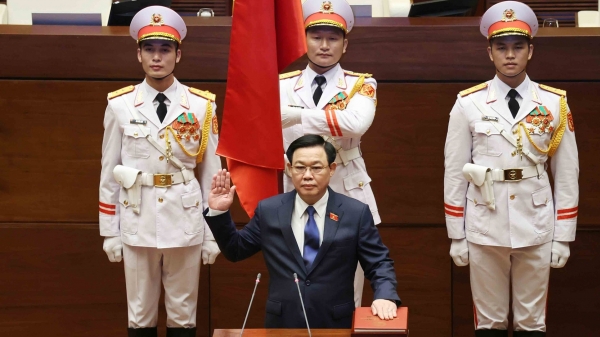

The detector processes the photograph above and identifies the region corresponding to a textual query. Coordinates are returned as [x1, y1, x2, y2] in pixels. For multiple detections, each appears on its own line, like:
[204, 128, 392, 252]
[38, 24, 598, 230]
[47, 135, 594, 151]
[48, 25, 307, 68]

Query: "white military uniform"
[280, 63, 379, 307]
[444, 75, 579, 332]
[99, 78, 221, 328]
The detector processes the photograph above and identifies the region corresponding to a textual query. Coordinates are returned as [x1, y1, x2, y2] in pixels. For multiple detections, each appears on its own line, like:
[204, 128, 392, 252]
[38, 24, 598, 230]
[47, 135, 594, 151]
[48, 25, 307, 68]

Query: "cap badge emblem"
[501, 9, 517, 22]
[320, 1, 334, 14]
[150, 13, 164, 26]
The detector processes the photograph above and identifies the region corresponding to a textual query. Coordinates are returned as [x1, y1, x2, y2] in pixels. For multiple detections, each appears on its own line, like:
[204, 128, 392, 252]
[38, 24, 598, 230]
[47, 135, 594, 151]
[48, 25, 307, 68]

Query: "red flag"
[217, 0, 306, 217]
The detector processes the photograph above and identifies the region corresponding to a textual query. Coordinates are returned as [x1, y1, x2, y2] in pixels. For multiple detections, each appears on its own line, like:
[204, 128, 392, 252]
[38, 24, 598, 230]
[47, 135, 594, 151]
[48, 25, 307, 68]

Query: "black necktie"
[507, 89, 520, 118]
[155, 93, 167, 123]
[313, 76, 326, 105]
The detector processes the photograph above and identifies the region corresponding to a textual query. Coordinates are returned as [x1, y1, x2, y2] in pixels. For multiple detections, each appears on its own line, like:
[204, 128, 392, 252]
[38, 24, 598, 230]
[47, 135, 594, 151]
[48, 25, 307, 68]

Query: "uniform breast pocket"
[530, 185, 553, 234]
[473, 122, 502, 157]
[123, 125, 151, 158]
[342, 170, 371, 202]
[182, 190, 203, 235]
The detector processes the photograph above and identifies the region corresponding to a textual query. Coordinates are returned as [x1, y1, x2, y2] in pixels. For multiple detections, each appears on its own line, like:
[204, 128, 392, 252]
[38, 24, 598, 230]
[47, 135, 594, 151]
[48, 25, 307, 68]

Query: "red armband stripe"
[99, 202, 116, 209]
[557, 213, 577, 220]
[557, 206, 578, 214]
[330, 109, 343, 137]
[444, 203, 464, 211]
[99, 208, 116, 215]
[445, 209, 464, 217]
[325, 109, 338, 136]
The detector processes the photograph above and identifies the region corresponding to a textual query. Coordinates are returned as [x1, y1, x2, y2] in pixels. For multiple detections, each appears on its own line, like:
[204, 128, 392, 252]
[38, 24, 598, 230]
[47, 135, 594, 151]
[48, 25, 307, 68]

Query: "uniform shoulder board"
[344, 70, 372, 78]
[107, 85, 135, 100]
[279, 70, 302, 80]
[459, 82, 488, 97]
[189, 87, 216, 102]
[539, 84, 566, 96]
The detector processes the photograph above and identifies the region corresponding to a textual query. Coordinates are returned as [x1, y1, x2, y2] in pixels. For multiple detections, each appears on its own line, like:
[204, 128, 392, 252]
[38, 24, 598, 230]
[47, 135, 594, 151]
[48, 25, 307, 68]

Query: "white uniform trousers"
[469, 241, 551, 332]
[123, 243, 202, 328]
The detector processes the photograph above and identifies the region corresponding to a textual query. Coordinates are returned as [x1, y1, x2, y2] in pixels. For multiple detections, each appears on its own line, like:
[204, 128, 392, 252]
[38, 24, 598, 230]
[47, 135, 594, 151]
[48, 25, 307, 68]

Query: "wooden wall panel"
[452, 229, 600, 336]
[209, 226, 451, 337]
[2, 80, 598, 226]
[1, 23, 599, 82]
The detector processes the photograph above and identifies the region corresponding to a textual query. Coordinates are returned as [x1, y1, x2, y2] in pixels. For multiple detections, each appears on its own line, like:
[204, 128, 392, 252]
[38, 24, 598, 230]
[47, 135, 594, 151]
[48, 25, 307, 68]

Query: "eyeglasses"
[292, 165, 328, 174]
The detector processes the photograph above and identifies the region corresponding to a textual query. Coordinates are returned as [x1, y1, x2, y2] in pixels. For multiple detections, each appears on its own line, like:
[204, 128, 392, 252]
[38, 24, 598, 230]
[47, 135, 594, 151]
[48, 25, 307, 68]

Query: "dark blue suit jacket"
[204, 188, 401, 328]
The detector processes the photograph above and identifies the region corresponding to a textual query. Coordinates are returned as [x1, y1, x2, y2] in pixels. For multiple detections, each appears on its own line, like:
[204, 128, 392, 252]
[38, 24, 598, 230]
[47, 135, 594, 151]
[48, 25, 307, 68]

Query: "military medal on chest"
[171, 112, 201, 141]
[525, 106, 554, 135]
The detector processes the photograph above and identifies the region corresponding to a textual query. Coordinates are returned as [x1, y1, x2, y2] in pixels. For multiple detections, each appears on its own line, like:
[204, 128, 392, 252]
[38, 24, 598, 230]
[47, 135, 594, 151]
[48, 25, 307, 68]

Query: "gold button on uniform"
[159, 156, 164, 161]
[133, 132, 138, 137]
[474, 199, 478, 204]
[486, 129, 491, 135]
[124, 200, 129, 206]
[158, 198, 164, 203]
[160, 134, 164, 139]
[358, 181, 364, 188]
[195, 201, 199, 207]
[510, 195, 515, 200]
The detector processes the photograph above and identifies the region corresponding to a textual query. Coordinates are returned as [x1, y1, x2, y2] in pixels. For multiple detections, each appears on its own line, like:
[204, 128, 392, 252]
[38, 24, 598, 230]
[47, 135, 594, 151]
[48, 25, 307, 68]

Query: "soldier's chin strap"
[151, 70, 175, 81]
[496, 67, 526, 78]
[307, 56, 339, 70]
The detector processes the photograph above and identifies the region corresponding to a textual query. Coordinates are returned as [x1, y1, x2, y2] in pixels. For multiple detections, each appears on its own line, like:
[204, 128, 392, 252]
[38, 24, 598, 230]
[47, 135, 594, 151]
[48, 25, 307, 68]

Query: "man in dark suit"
[204, 134, 401, 328]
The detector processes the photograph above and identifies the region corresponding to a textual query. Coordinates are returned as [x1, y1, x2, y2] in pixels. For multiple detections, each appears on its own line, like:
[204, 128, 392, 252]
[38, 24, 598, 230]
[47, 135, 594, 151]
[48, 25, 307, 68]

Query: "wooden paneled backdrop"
[0, 17, 599, 337]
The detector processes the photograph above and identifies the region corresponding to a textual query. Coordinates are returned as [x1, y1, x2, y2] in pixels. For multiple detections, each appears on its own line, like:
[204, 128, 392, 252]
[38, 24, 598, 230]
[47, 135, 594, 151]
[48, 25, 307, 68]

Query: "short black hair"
[286, 134, 336, 165]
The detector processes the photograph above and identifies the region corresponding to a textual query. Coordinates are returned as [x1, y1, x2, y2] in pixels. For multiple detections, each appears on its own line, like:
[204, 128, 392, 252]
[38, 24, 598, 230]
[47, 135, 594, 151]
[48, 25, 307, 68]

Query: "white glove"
[201, 240, 220, 265]
[281, 105, 302, 129]
[450, 238, 469, 267]
[103, 236, 123, 263]
[551, 241, 570, 268]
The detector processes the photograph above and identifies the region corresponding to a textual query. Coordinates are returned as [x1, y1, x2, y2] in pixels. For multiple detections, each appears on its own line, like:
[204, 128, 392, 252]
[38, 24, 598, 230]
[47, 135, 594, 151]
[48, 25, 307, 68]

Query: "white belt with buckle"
[335, 146, 362, 165]
[491, 165, 544, 182]
[140, 170, 195, 187]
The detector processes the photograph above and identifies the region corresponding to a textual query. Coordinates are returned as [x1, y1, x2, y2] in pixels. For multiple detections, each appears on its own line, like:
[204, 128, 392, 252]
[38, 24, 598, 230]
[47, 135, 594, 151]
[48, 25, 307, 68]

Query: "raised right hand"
[208, 169, 237, 211]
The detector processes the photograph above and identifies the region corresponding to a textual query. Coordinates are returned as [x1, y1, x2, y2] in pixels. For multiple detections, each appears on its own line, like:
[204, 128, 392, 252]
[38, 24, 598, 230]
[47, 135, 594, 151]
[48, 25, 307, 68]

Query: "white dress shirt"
[291, 190, 328, 256]
[143, 79, 178, 112]
[495, 74, 529, 113]
[305, 64, 337, 97]
[207, 190, 329, 256]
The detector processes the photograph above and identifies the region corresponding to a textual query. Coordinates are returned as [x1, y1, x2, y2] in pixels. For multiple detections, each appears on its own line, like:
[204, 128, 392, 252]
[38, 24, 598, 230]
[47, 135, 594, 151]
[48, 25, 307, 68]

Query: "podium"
[213, 329, 352, 337]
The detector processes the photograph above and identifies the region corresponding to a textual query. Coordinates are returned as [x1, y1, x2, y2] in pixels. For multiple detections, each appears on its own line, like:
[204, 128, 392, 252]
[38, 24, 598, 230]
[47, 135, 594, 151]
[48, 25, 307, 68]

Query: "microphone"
[293, 273, 312, 337]
[240, 273, 261, 336]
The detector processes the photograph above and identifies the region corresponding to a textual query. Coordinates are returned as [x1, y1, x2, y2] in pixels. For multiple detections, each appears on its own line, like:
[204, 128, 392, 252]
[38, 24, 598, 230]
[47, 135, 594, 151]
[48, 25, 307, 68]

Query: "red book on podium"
[351, 307, 409, 336]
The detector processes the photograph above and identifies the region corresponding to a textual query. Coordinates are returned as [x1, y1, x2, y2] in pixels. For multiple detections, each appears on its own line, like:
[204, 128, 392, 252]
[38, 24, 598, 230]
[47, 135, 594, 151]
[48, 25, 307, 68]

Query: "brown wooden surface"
[1, 80, 598, 227]
[213, 329, 351, 337]
[487, 0, 599, 27]
[0, 22, 599, 82]
[0, 18, 598, 337]
[0, 225, 211, 337]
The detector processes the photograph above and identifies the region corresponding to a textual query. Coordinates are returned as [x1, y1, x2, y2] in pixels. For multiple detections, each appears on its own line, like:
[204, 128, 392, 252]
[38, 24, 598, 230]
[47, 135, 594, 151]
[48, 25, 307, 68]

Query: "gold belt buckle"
[504, 169, 523, 182]
[154, 174, 172, 187]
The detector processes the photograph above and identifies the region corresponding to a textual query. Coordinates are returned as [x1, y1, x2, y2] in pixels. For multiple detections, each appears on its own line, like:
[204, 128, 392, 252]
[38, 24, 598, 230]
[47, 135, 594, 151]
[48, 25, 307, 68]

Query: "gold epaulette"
[344, 70, 372, 78]
[459, 82, 488, 97]
[189, 88, 215, 102]
[279, 70, 302, 80]
[107, 85, 135, 100]
[539, 84, 566, 97]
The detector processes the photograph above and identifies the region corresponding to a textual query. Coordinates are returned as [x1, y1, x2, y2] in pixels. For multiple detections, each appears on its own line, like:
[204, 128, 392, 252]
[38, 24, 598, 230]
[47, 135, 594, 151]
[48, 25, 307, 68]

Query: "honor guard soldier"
[98, 6, 222, 337]
[444, 2, 579, 336]
[279, 0, 381, 308]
